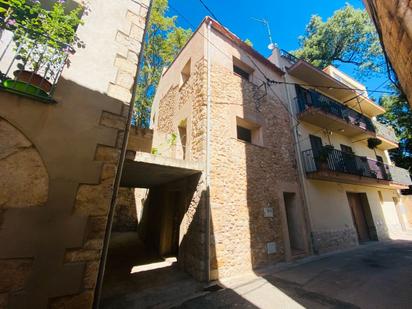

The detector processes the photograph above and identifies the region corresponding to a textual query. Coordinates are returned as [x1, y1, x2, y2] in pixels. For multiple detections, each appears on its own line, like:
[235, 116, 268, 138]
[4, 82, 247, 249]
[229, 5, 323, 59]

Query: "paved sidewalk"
[178, 239, 412, 309]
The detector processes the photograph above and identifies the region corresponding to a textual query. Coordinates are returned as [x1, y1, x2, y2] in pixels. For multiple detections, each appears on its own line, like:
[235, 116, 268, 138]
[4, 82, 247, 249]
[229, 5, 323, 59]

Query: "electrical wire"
[198, 0, 220, 23]
[169, 3, 388, 148]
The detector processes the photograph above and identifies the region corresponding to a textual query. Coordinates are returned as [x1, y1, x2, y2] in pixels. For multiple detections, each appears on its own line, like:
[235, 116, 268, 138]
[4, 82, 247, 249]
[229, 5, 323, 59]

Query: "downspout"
[93, 1, 153, 307]
[282, 72, 315, 255]
[205, 19, 212, 282]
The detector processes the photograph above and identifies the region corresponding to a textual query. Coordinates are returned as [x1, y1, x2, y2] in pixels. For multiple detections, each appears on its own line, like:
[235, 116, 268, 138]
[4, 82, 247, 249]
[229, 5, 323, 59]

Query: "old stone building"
[149, 17, 310, 281]
[144, 16, 412, 285]
[0, 0, 150, 307]
[363, 0, 412, 106]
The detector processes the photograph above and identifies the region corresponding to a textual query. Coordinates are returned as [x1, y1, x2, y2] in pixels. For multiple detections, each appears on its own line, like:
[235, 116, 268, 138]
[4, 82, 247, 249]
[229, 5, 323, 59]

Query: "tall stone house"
[363, 0, 412, 107]
[149, 17, 309, 280]
[0, 0, 150, 307]
[147, 16, 412, 282]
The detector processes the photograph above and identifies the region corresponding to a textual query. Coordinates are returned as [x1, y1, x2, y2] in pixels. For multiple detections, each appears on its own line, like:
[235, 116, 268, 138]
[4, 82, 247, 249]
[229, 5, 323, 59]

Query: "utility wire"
[169, 4, 298, 122]
[198, 0, 220, 23]
[169, 4, 387, 148]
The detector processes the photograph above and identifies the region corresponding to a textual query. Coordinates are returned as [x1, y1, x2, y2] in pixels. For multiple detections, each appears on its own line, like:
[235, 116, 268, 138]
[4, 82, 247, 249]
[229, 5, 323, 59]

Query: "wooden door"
[347, 193, 371, 242]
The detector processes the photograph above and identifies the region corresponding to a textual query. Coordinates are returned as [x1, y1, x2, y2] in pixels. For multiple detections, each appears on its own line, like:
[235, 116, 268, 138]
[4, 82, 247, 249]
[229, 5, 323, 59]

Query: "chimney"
[268, 45, 283, 69]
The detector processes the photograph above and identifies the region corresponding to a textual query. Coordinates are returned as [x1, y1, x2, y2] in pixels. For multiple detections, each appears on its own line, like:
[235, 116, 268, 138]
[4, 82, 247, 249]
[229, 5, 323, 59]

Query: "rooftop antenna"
[251, 17, 275, 50]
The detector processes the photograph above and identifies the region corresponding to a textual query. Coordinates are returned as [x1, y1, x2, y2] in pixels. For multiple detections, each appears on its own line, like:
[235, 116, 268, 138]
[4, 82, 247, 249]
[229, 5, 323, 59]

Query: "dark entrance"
[346, 192, 377, 242]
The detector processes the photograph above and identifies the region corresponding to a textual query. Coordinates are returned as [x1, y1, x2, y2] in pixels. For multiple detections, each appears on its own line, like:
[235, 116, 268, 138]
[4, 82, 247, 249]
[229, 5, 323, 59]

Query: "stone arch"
[0, 117, 49, 208]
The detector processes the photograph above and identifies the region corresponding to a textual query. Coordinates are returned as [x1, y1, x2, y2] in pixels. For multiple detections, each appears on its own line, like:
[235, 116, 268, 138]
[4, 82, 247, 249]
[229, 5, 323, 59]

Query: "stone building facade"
[363, 0, 412, 106]
[0, 0, 150, 307]
[150, 17, 311, 280]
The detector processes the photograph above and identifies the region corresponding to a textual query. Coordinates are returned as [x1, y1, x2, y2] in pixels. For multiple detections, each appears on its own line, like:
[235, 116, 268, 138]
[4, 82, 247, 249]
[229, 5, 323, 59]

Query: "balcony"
[296, 85, 376, 137]
[389, 165, 412, 187]
[372, 119, 399, 150]
[301, 148, 411, 189]
[0, 28, 71, 102]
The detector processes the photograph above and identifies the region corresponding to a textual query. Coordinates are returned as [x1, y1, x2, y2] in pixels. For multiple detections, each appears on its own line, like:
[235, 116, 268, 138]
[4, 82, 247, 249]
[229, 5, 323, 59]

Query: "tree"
[244, 38, 253, 47]
[294, 3, 412, 189]
[134, 0, 192, 127]
[378, 90, 412, 188]
[293, 4, 384, 78]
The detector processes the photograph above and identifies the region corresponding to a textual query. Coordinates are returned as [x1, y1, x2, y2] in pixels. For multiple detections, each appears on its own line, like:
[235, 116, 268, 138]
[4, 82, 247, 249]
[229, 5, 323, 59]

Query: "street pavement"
[178, 237, 412, 309]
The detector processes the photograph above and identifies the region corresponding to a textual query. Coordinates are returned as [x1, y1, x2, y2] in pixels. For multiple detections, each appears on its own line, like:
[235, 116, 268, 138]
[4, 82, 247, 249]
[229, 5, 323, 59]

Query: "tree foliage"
[134, 0, 192, 127]
[378, 90, 412, 181]
[293, 4, 384, 77]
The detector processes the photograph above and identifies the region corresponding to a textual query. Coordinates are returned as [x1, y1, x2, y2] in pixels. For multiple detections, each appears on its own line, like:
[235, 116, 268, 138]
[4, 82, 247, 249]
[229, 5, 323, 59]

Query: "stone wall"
[311, 228, 358, 254]
[208, 64, 302, 278]
[154, 58, 208, 280]
[0, 0, 150, 308]
[364, 0, 412, 106]
[127, 127, 153, 153]
[154, 51, 305, 279]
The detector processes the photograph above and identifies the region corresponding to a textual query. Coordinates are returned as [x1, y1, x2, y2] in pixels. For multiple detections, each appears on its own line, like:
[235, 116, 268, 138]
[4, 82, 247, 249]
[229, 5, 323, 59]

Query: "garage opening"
[347, 192, 378, 242]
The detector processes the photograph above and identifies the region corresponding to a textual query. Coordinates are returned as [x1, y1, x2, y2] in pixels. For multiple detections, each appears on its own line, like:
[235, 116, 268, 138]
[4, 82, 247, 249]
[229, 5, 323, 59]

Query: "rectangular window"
[180, 59, 191, 87]
[233, 65, 250, 80]
[233, 57, 253, 81]
[237, 125, 252, 143]
[236, 117, 262, 145]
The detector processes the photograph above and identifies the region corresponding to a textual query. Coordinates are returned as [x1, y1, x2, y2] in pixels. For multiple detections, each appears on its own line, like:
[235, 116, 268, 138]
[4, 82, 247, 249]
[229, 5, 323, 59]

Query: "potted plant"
[367, 137, 382, 157]
[1, 0, 83, 95]
[317, 144, 334, 170]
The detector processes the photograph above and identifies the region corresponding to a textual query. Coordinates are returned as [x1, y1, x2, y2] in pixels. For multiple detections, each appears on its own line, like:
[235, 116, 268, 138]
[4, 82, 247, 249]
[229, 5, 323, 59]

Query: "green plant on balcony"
[367, 137, 382, 157]
[317, 145, 334, 170]
[1, 0, 84, 95]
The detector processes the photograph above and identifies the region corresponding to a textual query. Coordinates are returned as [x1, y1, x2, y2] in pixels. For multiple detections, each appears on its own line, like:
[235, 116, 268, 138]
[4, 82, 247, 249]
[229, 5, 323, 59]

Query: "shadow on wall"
[208, 53, 309, 279]
[0, 76, 129, 308]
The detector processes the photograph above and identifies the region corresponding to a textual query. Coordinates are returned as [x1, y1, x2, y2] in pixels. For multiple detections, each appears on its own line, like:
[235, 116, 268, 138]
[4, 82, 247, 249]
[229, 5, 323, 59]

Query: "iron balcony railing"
[389, 165, 412, 186]
[280, 49, 300, 64]
[0, 25, 71, 101]
[302, 148, 392, 181]
[372, 119, 398, 143]
[295, 85, 376, 133]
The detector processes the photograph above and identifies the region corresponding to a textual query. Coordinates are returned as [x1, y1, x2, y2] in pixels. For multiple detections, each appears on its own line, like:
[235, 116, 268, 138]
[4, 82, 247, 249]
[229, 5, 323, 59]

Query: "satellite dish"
[268, 43, 275, 50]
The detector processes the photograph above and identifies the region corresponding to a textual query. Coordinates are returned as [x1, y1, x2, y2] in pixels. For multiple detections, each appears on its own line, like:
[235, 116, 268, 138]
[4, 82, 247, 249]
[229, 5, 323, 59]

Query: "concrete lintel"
[121, 152, 203, 188]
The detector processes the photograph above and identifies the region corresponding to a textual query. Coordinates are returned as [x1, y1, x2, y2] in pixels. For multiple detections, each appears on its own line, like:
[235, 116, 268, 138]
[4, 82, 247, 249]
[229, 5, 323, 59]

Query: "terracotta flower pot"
[13, 70, 53, 93]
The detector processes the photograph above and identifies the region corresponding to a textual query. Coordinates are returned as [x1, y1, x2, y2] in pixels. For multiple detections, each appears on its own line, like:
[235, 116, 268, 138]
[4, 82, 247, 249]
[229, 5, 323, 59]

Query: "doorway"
[346, 193, 377, 242]
[283, 192, 306, 255]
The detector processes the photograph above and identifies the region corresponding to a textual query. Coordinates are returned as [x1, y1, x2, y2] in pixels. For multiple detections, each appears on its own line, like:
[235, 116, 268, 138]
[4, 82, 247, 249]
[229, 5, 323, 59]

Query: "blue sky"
[168, 0, 388, 101]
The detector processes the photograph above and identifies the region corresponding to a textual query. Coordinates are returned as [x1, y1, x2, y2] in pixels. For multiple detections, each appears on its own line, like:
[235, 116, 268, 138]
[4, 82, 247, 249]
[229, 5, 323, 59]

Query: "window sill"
[234, 137, 266, 149]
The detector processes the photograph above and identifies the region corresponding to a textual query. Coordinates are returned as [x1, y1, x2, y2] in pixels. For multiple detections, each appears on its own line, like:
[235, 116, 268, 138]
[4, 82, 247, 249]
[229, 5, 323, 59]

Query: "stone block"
[115, 70, 135, 89]
[49, 290, 94, 309]
[64, 249, 101, 263]
[95, 145, 120, 163]
[0, 259, 32, 292]
[83, 261, 99, 289]
[114, 56, 136, 74]
[101, 111, 127, 130]
[108, 83, 132, 102]
[75, 180, 113, 216]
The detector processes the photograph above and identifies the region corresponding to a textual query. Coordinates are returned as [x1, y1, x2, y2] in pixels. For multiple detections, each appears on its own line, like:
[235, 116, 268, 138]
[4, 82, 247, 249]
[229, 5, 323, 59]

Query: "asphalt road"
[178, 240, 412, 309]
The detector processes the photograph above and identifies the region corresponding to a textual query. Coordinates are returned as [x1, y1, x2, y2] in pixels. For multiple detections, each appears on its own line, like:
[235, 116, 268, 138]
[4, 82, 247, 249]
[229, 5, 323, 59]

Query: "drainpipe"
[205, 19, 212, 282]
[93, 1, 153, 307]
[282, 72, 315, 255]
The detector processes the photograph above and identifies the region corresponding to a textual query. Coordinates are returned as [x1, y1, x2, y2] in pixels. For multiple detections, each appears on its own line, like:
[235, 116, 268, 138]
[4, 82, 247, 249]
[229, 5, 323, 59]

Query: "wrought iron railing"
[295, 85, 376, 133]
[389, 165, 412, 186]
[372, 119, 398, 143]
[280, 49, 300, 64]
[302, 148, 392, 181]
[0, 26, 71, 100]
